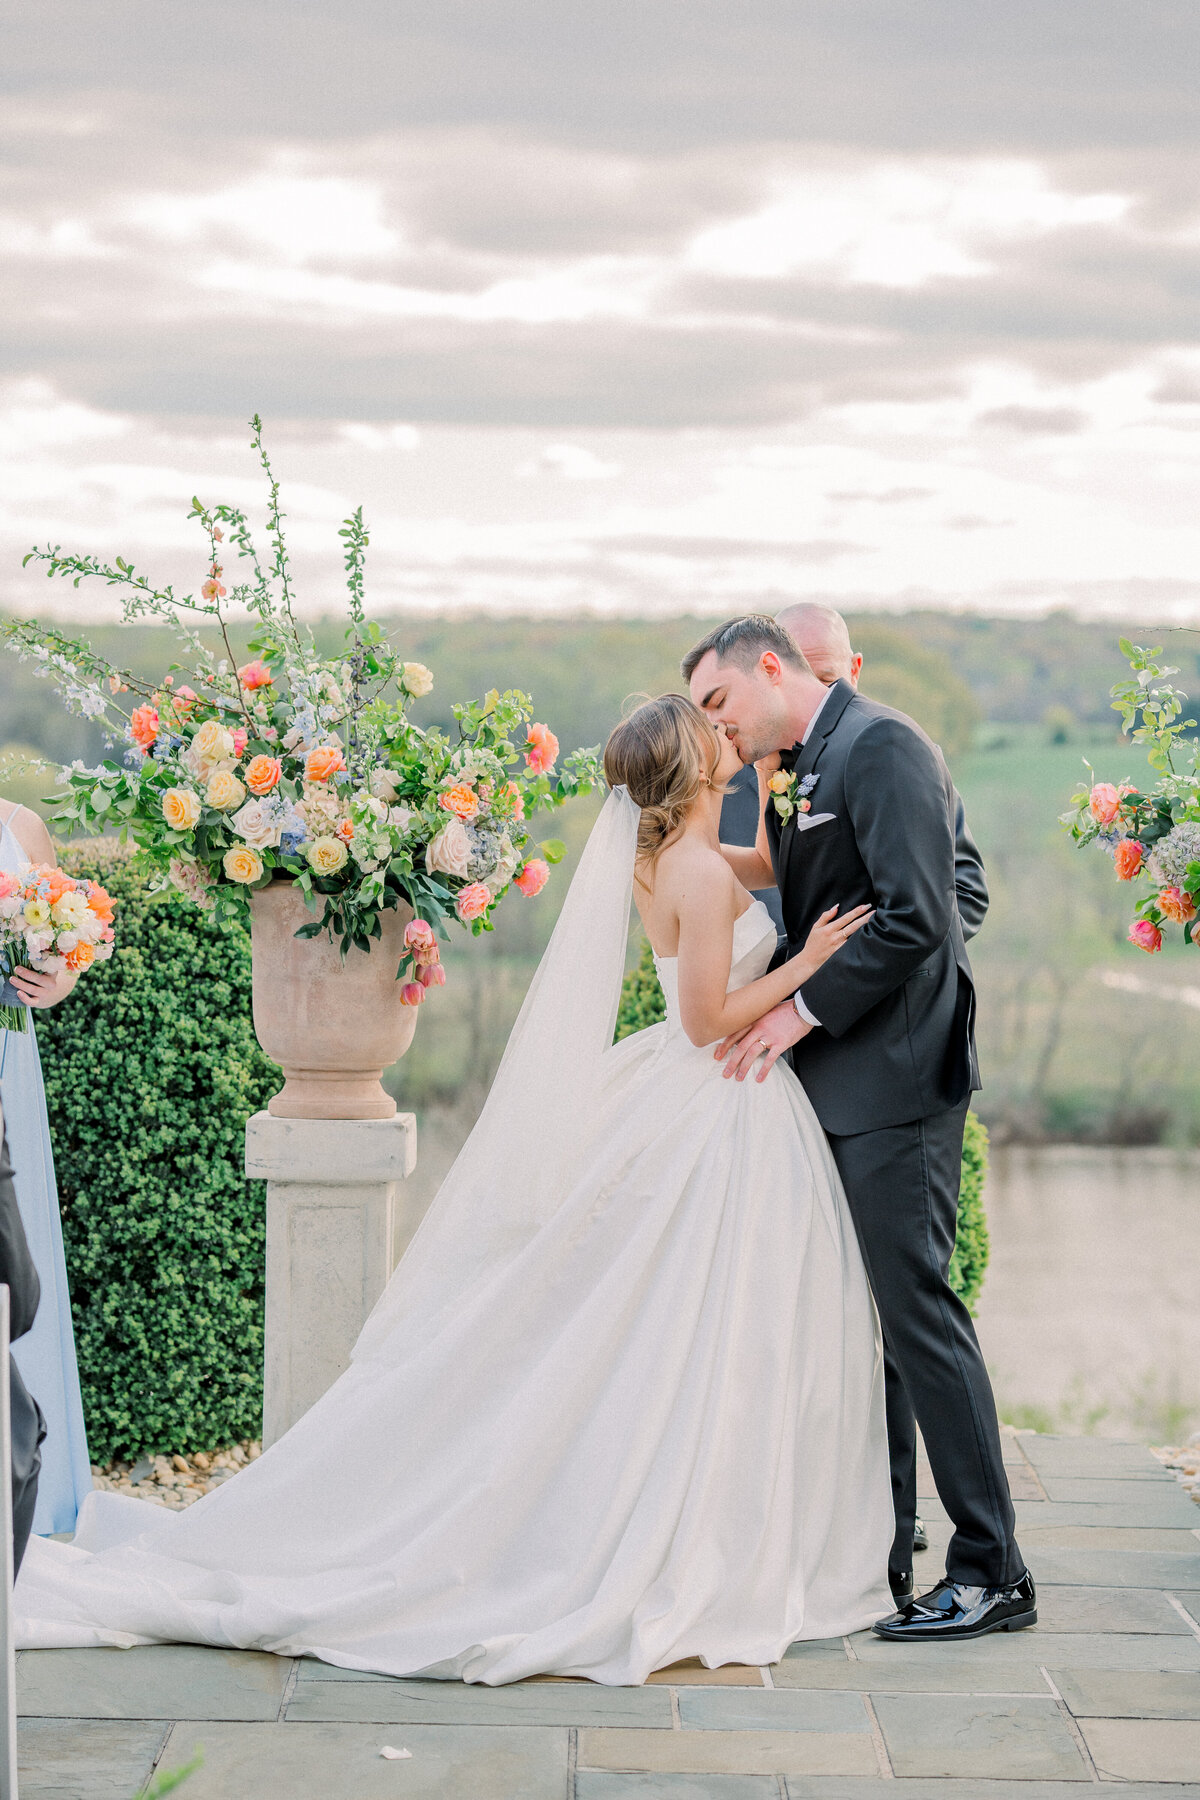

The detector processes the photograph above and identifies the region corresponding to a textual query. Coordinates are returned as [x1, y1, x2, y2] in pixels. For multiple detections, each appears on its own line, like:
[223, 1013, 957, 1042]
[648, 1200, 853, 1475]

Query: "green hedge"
[39, 843, 279, 1461]
[616, 937, 990, 1313]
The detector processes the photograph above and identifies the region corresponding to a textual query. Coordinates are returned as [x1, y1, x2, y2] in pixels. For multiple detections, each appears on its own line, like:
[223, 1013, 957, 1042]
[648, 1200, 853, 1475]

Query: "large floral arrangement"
[0, 865, 117, 1031]
[2, 420, 601, 998]
[1064, 637, 1200, 953]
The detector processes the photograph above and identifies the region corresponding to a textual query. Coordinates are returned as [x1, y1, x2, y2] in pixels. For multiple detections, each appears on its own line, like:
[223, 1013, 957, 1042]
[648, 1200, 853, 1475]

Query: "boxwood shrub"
[38, 842, 279, 1461]
[616, 936, 990, 1312]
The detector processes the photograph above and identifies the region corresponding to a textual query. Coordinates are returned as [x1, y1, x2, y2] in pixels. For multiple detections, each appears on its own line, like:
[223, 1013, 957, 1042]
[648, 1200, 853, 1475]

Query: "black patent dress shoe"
[888, 1568, 913, 1602]
[873, 1571, 1037, 1642]
[913, 1514, 929, 1552]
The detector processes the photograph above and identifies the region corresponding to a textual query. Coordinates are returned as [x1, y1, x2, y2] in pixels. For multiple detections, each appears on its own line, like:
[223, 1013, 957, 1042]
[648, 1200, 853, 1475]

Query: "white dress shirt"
[792, 683, 836, 1029]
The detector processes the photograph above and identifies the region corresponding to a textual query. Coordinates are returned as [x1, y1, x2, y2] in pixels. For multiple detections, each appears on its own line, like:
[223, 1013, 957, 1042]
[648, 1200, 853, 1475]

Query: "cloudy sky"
[4, 2, 1200, 622]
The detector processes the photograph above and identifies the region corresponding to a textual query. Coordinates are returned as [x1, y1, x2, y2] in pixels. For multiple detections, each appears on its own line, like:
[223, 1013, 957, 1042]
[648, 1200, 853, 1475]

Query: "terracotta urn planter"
[249, 882, 418, 1119]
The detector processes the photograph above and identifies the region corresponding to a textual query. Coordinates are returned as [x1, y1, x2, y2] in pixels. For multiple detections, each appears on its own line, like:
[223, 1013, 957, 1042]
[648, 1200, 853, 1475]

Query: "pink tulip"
[399, 981, 426, 1006]
[418, 961, 446, 988]
[1128, 918, 1162, 953]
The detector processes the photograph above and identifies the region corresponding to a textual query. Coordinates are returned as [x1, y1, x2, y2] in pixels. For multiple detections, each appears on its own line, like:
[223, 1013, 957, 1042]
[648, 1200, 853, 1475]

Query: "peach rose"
[305, 836, 348, 875]
[1158, 886, 1196, 924]
[399, 980, 426, 1006]
[525, 722, 559, 775]
[514, 858, 549, 898]
[425, 817, 471, 879]
[1089, 783, 1122, 825]
[1113, 839, 1143, 881]
[439, 783, 480, 821]
[64, 940, 96, 971]
[187, 719, 236, 775]
[334, 819, 354, 843]
[205, 769, 246, 812]
[130, 704, 159, 751]
[237, 659, 274, 691]
[305, 745, 346, 783]
[222, 845, 264, 885]
[1128, 918, 1162, 953]
[455, 881, 491, 922]
[162, 787, 202, 832]
[767, 770, 791, 794]
[245, 754, 282, 795]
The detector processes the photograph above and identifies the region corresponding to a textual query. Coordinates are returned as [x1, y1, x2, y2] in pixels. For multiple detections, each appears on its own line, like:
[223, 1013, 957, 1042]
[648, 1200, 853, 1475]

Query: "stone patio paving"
[17, 1432, 1200, 1798]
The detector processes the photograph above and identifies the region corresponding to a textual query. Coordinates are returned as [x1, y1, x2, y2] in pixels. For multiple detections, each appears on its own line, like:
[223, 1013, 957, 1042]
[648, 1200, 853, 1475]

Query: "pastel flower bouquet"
[1064, 638, 1200, 953]
[0, 865, 117, 1031]
[2, 419, 602, 1003]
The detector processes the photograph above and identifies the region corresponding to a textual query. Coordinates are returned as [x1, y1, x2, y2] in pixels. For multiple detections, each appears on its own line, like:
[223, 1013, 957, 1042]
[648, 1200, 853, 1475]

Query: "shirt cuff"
[793, 990, 822, 1029]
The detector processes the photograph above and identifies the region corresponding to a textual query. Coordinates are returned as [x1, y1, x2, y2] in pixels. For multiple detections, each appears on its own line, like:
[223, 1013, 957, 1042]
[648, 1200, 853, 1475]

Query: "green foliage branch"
[38, 842, 278, 1462]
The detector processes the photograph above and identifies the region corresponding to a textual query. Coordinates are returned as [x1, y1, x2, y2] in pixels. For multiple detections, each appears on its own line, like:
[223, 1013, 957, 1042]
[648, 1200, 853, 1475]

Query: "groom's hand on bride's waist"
[716, 1002, 812, 1083]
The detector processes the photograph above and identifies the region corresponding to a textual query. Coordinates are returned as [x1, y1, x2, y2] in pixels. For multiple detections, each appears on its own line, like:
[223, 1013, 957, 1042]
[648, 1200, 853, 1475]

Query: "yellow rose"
[205, 770, 246, 812]
[402, 661, 434, 699]
[23, 899, 51, 930]
[305, 836, 348, 875]
[162, 787, 202, 832]
[187, 718, 236, 774]
[767, 771, 791, 794]
[222, 845, 264, 884]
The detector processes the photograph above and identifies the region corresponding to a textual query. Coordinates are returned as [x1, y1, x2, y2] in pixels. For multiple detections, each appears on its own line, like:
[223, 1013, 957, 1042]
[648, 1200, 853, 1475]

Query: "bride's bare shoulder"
[654, 840, 738, 910]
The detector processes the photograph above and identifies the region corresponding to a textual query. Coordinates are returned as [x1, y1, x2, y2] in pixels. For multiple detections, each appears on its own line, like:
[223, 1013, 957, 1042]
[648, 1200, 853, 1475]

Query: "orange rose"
[130, 704, 159, 751]
[85, 881, 116, 923]
[304, 745, 346, 783]
[64, 940, 95, 971]
[42, 867, 72, 904]
[244, 754, 282, 795]
[439, 783, 480, 821]
[1113, 840, 1143, 881]
[1159, 886, 1196, 924]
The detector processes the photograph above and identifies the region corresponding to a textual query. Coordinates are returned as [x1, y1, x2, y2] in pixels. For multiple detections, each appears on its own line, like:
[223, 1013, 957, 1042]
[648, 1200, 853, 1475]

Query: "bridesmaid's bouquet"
[0, 864, 117, 1031]
[2, 418, 602, 1000]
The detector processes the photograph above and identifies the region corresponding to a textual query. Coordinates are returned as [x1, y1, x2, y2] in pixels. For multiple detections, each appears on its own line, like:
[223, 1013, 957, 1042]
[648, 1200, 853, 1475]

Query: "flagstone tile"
[846, 1628, 1200, 1671]
[1019, 1526, 1200, 1552]
[158, 1720, 569, 1800]
[872, 1692, 1086, 1780]
[784, 1782, 1200, 1798]
[1174, 1591, 1200, 1627]
[1030, 1548, 1200, 1588]
[1081, 1716, 1200, 1783]
[676, 1689, 870, 1733]
[1040, 1476, 1189, 1504]
[577, 1776, 779, 1800]
[286, 1676, 672, 1727]
[645, 1659, 766, 1686]
[1033, 1584, 1196, 1633]
[1052, 1667, 1200, 1719]
[296, 1657, 394, 1682]
[17, 1719, 168, 1800]
[780, 1638, 853, 1662]
[1017, 1436, 1170, 1478]
[17, 1644, 291, 1720]
[1015, 1496, 1200, 1528]
[576, 1727, 877, 1777]
[771, 1656, 1046, 1693]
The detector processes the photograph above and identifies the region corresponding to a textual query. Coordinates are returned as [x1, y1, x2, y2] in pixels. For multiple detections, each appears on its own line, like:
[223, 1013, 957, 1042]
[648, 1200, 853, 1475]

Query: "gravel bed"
[1150, 1433, 1200, 1506]
[91, 1439, 262, 1510]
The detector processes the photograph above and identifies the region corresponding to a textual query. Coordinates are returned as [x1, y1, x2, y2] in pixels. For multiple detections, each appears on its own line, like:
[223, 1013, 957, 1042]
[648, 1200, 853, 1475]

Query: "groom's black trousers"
[827, 1099, 1025, 1590]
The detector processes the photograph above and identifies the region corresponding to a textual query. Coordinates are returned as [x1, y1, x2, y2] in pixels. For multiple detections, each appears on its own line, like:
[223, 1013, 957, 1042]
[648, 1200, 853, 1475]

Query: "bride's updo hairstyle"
[604, 693, 721, 882]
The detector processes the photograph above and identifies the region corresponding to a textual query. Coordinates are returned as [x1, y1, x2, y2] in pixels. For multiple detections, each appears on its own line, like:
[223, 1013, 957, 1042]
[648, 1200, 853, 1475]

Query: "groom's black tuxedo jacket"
[766, 680, 983, 1136]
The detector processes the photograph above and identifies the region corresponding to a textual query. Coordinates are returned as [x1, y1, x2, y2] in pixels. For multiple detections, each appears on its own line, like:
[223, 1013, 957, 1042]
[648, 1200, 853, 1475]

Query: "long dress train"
[15, 809, 891, 1682]
[0, 810, 92, 1535]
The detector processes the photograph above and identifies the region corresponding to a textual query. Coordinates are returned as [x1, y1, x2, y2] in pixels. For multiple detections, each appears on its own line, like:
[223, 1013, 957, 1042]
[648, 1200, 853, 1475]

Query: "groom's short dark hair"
[681, 615, 811, 684]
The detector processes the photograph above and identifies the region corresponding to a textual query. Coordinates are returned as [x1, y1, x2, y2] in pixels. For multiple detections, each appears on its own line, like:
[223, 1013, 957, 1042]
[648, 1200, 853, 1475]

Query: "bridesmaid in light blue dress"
[0, 799, 92, 1534]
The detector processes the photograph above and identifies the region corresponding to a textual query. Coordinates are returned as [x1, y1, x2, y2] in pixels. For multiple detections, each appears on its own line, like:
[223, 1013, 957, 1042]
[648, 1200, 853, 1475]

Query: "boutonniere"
[767, 770, 818, 824]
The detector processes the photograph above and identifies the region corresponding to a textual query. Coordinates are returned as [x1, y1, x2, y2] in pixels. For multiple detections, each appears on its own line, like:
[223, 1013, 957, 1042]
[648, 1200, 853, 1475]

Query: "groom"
[685, 615, 1033, 1642]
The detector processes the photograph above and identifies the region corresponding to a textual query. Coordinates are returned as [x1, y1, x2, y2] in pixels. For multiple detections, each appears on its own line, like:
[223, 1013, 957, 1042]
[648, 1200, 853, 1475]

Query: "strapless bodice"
[652, 898, 778, 1039]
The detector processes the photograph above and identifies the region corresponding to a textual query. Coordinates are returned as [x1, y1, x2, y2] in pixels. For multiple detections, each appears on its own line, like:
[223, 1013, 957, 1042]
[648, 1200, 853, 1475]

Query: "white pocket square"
[793, 811, 836, 832]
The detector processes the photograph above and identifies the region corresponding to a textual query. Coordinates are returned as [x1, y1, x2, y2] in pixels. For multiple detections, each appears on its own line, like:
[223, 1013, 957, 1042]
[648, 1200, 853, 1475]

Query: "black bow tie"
[778, 743, 803, 774]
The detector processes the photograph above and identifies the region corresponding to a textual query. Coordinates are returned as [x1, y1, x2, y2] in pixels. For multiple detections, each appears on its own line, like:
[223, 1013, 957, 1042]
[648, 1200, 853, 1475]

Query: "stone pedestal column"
[246, 1111, 417, 1447]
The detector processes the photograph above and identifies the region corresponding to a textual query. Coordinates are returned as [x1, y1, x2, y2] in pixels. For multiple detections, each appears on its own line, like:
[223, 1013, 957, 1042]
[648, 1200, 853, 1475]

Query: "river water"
[976, 1145, 1199, 1443]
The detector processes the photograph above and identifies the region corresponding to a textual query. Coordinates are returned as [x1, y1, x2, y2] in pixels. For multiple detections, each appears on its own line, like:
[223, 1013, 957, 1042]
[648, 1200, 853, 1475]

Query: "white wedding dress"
[16, 793, 892, 1685]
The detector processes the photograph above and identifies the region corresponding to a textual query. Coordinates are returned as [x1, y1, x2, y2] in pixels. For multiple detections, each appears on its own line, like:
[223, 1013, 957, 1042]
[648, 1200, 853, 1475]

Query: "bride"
[16, 695, 893, 1685]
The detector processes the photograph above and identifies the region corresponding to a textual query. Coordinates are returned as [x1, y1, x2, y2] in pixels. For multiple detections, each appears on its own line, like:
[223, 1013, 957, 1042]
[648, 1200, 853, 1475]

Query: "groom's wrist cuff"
[793, 991, 822, 1029]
